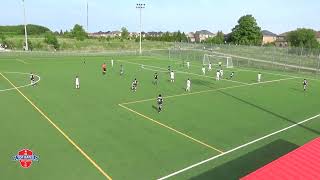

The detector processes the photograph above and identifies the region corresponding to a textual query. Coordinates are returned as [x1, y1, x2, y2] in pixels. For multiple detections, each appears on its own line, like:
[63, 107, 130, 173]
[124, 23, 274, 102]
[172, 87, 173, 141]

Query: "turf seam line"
[157, 113, 320, 180]
[118, 104, 224, 153]
[0, 73, 113, 180]
[119, 60, 249, 85]
[121, 77, 298, 105]
[16, 59, 29, 64]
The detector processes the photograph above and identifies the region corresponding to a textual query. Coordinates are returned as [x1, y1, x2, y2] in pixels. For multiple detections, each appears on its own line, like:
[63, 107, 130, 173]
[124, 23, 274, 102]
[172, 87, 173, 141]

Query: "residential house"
[261, 30, 277, 44]
[194, 30, 215, 42]
[275, 32, 289, 47]
[187, 32, 196, 43]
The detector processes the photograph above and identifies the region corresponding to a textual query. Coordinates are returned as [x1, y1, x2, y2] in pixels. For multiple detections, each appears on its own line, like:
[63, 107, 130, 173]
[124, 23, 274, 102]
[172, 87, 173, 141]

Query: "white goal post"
[203, 54, 233, 68]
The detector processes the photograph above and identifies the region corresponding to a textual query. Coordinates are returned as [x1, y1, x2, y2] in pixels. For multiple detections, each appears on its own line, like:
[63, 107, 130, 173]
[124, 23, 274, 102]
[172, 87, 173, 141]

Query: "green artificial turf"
[1, 54, 320, 179]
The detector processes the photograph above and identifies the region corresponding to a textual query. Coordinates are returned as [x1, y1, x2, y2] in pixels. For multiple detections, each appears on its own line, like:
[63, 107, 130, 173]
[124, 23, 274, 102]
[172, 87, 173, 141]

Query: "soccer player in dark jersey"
[153, 72, 158, 85]
[229, 72, 234, 79]
[131, 78, 138, 92]
[102, 63, 107, 75]
[157, 94, 163, 113]
[30, 72, 36, 86]
[120, 64, 124, 76]
[303, 79, 308, 91]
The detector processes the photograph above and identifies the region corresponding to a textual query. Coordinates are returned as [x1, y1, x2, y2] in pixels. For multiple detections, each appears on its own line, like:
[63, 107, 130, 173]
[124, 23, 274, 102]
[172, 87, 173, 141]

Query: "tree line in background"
[0, 15, 319, 50]
[144, 31, 188, 42]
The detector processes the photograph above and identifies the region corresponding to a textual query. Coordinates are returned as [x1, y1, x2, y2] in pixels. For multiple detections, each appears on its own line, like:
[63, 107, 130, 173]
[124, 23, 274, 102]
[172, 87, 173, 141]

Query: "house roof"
[195, 30, 214, 35]
[262, 30, 277, 37]
[241, 138, 320, 180]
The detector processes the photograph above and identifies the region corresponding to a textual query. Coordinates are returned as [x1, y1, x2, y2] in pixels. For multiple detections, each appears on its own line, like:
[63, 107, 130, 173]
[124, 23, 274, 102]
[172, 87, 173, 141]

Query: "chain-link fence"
[166, 43, 320, 76]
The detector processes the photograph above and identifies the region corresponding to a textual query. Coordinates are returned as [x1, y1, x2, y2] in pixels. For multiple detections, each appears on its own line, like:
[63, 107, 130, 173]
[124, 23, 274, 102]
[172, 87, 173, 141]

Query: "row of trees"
[145, 31, 188, 42]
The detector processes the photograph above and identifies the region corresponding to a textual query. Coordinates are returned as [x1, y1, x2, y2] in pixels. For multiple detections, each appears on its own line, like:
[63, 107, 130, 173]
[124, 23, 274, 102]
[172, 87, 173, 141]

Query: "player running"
[170, 71, 175, 82]
[153, 72, 158, 85]
[131, 78, 138, 92]
[75, 76, 80, 89]
[303, 79, 308, 91]
[186, 78, 191, 92]
[258, 72, 262, 83]
[202, 66, 206, 75]
[102, 63, 107, 75]
[216, 70, 220, 81]
[30, 72, 36, 86]
[157, 94, 163, 113]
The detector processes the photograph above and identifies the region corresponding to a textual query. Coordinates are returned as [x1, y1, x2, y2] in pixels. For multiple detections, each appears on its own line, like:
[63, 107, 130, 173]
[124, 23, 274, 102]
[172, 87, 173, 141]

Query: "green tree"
[121, 27, 129, 40]
[287, 28, 319, 49]
[230, 15, 262, 45]
[206, 31, 224, 44]
[71, 24, 87, 41]
[44, 32, 60, 49]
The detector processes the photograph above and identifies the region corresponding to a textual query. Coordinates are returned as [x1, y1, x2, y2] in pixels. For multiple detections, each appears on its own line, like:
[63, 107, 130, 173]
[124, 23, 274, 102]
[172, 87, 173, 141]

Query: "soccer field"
[1, 53, 320, 180]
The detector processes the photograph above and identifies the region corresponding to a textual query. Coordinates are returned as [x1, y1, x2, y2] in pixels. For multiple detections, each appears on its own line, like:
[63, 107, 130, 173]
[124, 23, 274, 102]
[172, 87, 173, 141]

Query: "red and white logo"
[13, 149, 39, 168]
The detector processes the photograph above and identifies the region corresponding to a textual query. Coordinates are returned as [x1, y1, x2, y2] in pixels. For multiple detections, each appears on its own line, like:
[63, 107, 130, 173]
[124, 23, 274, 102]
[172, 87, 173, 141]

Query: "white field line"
[119, 60, 249, 85]
[0, 72, 41, 92]
[158, 113, 320, 180]
[121, 77, 298, 105]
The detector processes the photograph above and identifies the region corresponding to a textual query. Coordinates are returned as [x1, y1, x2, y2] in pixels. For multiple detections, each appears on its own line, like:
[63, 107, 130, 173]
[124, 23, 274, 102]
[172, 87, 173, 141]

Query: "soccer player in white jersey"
[186, 61, 190, 69]
[170, 71, 175, 82]
[258, 72, 262, 83]
[216, 70, 220, 81]
[202, 66, 206, 75]
[220, 69, 224, 78]
[75, 76, 80, 89]
[111, 59, 114, 67]
[208, 62, 212, 71]
[186, 78, 191, 92]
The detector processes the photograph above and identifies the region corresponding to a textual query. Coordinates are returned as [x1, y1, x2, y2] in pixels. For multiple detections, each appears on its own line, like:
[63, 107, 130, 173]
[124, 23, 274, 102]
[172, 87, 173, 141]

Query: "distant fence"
[1, 43, 320, 76]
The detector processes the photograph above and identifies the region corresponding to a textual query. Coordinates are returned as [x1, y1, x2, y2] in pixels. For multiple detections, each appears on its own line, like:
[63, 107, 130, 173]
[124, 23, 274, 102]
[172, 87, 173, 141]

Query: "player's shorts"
[103, 68, 106, 71]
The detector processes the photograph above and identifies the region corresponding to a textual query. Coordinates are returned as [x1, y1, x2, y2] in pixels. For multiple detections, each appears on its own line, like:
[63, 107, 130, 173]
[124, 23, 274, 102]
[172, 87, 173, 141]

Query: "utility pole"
[136, 3, 145, 55]
[87, 1, 89, 32]
[22, 0, 28, 51]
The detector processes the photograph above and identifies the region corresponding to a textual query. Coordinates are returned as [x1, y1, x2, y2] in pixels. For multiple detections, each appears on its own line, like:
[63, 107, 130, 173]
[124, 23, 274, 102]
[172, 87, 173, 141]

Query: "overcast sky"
[1, 0, 319, 34]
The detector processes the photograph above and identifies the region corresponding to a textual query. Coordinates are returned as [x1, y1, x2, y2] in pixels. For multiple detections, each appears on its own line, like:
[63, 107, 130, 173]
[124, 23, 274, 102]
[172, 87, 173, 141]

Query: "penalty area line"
[158, 113, 320, 180]
[121, 77, 298, 105]
[119, 104, 224, 154]
[0, 73, 113, 180]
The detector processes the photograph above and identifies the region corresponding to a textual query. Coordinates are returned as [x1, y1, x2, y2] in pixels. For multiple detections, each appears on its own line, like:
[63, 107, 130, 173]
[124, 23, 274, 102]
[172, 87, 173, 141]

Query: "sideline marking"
[158, 113, 320, 180]
[0, 73, 113, 180]
[119, 104, 224, 153]
[0, 72, 41, 92]
[121, 77, 298, 105]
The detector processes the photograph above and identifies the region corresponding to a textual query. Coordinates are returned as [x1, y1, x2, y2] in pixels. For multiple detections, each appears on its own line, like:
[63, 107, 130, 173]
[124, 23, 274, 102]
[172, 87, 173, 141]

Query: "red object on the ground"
[241, 138, 320, 180]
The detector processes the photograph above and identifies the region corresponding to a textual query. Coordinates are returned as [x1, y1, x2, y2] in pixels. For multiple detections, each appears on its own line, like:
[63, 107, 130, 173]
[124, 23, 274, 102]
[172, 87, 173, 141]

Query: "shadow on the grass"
[218, 90, 320, 135]
[192, 79, 216, 89]
[190, 139, 299, 180]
